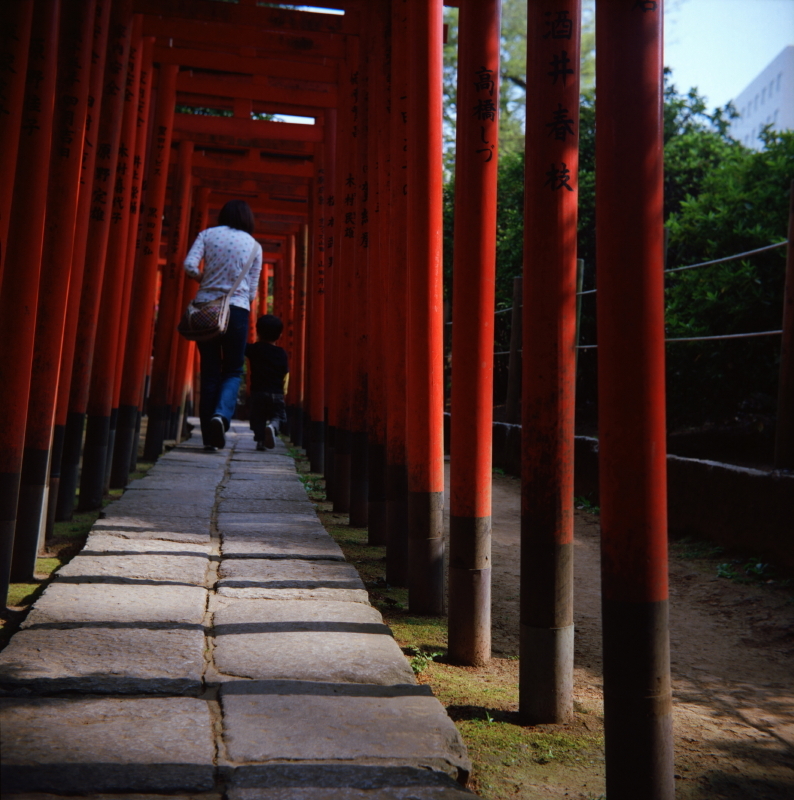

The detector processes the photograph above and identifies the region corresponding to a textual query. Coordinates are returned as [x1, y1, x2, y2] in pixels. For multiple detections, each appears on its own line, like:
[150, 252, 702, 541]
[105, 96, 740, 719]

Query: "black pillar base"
[143, 404, 168, 462]
[11, 447, 51, 581]
[308, 419, 325, 475]
[45, 423, 66, 542]
[408, 490, 445, 615]
[333, 428, 351, 514]
[367, 441, 387, 545]
[386, 461, 409, 587]
[0, 472, 22, 609]
[130, 409, 142, 471]
[78, 413, 110, 511]
[110, 404, 137, 489]
[103, 407, 118, 492]
[324, 424, 336, 502]
[55, 411, 85, 521]
[349, 430, 368, 527]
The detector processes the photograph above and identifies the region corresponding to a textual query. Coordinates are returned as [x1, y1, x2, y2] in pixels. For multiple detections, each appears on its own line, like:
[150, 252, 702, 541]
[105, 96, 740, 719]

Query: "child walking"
[245, 315, 289, 450]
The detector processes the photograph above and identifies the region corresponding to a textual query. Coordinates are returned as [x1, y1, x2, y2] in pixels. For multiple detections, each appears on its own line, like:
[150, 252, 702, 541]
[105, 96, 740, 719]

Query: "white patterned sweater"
[183, 225, 263, 311]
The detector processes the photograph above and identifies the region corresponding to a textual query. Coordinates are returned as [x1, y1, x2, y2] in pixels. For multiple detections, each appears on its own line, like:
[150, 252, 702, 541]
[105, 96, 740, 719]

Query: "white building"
[730, 46, 794, 150]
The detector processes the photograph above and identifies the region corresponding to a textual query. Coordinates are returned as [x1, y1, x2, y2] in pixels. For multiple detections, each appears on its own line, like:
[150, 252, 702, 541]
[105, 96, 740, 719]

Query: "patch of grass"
[671, 535, 725, 560]
[574, 496, 600, 515]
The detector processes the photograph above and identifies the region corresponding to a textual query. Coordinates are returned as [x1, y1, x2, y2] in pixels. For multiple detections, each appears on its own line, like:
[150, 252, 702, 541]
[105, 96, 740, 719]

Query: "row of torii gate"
[0, 1, 675, 798]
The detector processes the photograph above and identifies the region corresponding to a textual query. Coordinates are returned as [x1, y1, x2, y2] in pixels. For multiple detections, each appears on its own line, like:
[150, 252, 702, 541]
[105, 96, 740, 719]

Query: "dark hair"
[256, 314, 283, 342]
[218, 199, 255, 234]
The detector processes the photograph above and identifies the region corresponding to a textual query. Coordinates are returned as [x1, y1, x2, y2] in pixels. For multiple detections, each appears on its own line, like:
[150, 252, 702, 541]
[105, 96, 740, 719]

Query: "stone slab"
[110, 499, 213, 519]
[219, 499, 315, 515]
[212, 600, 415, 685]
[21, 583, 207, 629]
[0, 697, 215, 793]
[216, 559, 368, 603]
[54, 550, 209, 587]
[218, 512, 321, 529]
[0, 627, 205, 695]
[92, 515, 211, 544]
[221, 481, 308, 501]
[229, 765, 475, 799]
[220, 528, 343, 562]
[231, 454, 294, 465]
[83, 532, 212, 557]
[125, 476, 221, 491]
[220, 681, 470, 782]
[227, 471, 298, 482]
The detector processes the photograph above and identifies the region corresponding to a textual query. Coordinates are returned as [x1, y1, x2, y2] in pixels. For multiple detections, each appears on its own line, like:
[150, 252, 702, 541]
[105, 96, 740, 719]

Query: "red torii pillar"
[81, 15, 145, 509]
[11, 0, 97, 581]
[111, 64, 178, 486]
[144, 138, 194, 459]
[109, 36, 156, 486]
[291, 223, 309, 446]
[520, 0, 581, 722]
[58, 0, 133, 517]
[449, 0, 501, 666]
[365, 0, 391, 545]
[406, 0, 445, 614]
[0, 1, 34, 281]
[385, 0, 410, 587]
[0, 0, 60, 607]
[596, 3, 674, 798]
[48, 0, 113, 526]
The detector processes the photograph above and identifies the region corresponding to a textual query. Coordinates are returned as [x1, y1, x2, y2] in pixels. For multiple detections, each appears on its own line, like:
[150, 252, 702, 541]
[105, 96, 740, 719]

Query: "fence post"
[774, 179, 794, 469]
[505, 276, 523, 424]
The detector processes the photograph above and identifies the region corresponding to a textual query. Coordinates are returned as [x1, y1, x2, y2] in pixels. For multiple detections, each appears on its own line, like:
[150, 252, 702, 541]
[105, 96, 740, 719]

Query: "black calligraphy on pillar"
[547, 51, 574, 85]
[546, 103, 575, 140]
[473, 66, 497, 163]
[543, 10, 573, 40]
[544, 162, 573, 192]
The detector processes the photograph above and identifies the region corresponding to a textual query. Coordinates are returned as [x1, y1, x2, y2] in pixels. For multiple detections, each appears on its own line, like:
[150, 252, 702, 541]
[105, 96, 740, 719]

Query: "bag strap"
[226, 239, 259, 298]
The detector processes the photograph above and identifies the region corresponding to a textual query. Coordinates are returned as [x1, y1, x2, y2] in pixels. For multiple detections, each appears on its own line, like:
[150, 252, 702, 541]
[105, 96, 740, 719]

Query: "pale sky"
[663, 0, 794, 108]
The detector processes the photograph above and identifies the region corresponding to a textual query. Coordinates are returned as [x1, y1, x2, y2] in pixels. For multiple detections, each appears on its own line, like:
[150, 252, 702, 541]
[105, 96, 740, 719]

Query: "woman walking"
[183, 199, 262, 450]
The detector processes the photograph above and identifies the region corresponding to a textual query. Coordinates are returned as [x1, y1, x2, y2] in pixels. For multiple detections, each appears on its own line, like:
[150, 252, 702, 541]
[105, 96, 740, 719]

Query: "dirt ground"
[478, 468, 794, 798]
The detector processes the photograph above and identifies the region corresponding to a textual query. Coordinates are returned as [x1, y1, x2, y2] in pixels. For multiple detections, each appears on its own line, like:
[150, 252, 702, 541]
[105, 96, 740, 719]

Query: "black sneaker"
[209, 416, 226, 449]
[264, 424, 276, 449]
[256, 440, 266, 451]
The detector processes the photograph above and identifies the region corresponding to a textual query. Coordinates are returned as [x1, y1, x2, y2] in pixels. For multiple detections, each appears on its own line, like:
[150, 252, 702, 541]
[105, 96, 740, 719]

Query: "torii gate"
[0, 1, 673, 798]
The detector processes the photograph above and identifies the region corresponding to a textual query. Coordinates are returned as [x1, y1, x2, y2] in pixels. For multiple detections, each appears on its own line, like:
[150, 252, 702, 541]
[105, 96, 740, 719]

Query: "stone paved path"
[1, 422, 472, 799]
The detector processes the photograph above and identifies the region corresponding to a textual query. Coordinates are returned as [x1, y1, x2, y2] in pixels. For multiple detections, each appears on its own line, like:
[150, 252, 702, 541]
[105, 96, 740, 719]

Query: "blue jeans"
[197, 305, 249, 444]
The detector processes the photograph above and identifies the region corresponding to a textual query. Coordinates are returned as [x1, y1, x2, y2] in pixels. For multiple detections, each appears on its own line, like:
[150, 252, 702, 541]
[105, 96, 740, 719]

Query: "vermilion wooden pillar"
[596, 3, 674, 798]
[112, 63, 178, 484]
[449, 0, 501, 666]
[365, 0, 391, 545]
[0, 1, 34, 281]
[307, 113, 333, 473]
[58, 0, 133, 517]
[143, 138, 194, 460]
[11, 0, 97, 581]
[291, 224, 309, 446]
[0, 0, 60, 607]
[81, 15, 144, 509]
[520, 0, 581, 721]
[108, 36, 155, 487]
[48, 0, 112, 527]
[173, 185, 211, 440]
[406, 0, 445, 614]
[349, 29, 370, 529]
[385, 0, 410, 587]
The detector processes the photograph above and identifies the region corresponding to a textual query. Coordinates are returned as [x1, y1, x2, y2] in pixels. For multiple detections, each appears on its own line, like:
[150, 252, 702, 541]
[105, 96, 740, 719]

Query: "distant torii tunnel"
[0, 1, 674, 798]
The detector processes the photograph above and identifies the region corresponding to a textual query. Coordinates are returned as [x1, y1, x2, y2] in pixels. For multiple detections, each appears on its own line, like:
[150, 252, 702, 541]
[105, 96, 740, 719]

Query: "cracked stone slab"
[20, 583, 207, 628]
[220, 681, 470, 783]
[212, 600, 415, 685]
[0, 627, 205, 695]
[83, 532, 212, 558]
[217, 559, 367, 603]
[229, 765, 475, 799]
[219, 499, 315, 515]
[0, 697, 215, 793]
[54, 549, 209, 587]
[221, 481, 308, 501]
[92, 515, 211, 544]
[220, 527, 343, 562]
